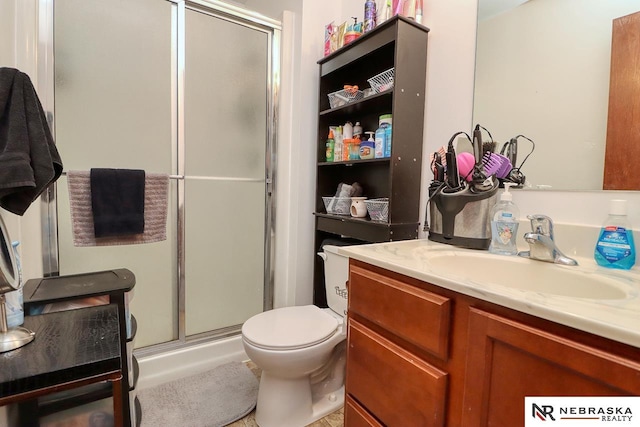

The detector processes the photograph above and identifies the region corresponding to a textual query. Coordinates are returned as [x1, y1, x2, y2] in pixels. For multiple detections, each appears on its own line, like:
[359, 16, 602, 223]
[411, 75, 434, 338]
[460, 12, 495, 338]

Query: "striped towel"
[67, 170, 169, 246]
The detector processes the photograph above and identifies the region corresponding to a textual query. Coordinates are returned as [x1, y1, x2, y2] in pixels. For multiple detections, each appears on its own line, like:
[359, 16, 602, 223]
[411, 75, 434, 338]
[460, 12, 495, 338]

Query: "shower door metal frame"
[38, 0, 279, 355]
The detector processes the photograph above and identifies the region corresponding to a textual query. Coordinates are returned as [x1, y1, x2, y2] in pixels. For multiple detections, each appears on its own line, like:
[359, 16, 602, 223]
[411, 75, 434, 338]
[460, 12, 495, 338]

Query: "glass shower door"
[183, 7, 270, 336]
[53, 0, 177, 349]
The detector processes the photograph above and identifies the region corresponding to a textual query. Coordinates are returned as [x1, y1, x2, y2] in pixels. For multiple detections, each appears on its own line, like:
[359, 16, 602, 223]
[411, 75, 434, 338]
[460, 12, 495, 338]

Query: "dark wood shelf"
[313, 16, 428, 306]
[318, 15, 430, 71]
[315, 214, 419, 243]
[318, 157, 390, 167]
[314, 212, 389, 225]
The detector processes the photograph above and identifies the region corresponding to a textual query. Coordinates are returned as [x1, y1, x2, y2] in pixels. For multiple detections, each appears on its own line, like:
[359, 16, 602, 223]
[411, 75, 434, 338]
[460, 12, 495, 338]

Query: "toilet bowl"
[241, 245, 349, 427]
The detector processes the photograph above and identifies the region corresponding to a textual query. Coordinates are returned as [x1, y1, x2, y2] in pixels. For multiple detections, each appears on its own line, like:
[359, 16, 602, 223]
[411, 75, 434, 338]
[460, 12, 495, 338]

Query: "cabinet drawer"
[349, 264, 451, 359]
[347, 320, 447, 427]
[345, 395, 383, 427]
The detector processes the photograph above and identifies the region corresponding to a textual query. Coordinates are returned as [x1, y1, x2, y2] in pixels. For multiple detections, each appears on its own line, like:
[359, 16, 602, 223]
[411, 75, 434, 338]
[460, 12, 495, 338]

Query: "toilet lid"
[242, 305, 339, 350]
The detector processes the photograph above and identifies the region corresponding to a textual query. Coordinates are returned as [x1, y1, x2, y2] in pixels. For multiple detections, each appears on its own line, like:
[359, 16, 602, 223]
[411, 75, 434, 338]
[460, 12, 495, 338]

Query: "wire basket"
[322, 196, 352, 215]
[365, 198, 389, 221]
[327, 89, 365, 109]
[367, 68, 395, 93]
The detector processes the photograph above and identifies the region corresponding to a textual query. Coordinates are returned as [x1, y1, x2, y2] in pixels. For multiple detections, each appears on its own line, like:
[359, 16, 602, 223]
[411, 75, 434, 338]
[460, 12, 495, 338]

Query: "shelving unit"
[21, 269, 139, 426]
[313, 16, 429, 305]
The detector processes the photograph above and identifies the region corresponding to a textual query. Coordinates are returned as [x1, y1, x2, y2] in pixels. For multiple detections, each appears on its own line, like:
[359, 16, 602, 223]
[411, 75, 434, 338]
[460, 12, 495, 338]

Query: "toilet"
[241, 245, 349, 427]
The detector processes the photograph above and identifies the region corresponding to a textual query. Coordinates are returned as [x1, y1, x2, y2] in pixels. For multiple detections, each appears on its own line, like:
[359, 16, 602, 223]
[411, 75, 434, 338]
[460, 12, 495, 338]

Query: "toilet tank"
[319, 245, 349, 317]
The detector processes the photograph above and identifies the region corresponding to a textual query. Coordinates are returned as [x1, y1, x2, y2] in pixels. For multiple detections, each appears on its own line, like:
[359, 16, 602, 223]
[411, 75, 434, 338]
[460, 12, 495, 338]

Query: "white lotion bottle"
[488, 183, 520, 255]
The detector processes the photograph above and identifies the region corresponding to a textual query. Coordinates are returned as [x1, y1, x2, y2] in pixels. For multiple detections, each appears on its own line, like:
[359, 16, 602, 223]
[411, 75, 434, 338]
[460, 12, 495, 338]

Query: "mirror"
[0, 215, 17, 294]
[0, 213, 34, 353]
[473, 0, 640, 191]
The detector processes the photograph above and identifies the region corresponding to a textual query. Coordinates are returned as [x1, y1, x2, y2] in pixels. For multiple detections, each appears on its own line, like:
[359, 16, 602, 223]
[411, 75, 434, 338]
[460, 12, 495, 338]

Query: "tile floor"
[227, 362, 344, 427]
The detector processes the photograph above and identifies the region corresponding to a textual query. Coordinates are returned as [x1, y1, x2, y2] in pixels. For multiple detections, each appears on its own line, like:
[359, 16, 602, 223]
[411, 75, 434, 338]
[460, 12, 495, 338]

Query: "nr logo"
[533, 403, 556, 421]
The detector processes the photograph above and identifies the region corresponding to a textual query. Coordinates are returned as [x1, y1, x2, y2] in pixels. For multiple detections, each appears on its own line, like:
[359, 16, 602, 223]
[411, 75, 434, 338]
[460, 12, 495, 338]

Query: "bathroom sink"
[425, 252, 628, 300]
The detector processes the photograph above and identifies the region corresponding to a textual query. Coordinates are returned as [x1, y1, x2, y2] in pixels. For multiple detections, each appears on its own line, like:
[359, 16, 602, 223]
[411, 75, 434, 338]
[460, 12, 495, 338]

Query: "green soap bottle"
[326, 129, 335, 162]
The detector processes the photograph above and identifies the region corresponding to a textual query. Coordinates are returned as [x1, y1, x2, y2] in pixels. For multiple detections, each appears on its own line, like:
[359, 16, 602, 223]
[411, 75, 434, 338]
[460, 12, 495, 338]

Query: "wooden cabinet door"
[461, 308, 640, 426]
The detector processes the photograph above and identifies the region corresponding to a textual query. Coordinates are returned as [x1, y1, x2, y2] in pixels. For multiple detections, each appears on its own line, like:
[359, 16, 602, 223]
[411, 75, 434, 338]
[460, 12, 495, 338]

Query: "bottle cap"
[610, 199, 627, 216]
[328, 129, 334, 138]
[379, 114, 393, 125]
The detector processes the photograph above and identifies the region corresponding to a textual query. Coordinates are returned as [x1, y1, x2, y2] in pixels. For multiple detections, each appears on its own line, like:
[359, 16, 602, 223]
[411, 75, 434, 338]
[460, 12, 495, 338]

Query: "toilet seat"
[242, 305, 339, 351]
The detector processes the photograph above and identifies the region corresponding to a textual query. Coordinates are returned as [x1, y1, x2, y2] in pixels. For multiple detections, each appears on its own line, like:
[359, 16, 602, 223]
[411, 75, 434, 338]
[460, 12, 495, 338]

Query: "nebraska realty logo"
[525, 397, 640, 426]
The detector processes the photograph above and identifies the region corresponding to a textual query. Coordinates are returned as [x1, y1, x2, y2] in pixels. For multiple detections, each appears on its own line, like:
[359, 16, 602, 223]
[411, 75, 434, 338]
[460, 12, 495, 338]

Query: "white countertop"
[338, 239, 640, 349]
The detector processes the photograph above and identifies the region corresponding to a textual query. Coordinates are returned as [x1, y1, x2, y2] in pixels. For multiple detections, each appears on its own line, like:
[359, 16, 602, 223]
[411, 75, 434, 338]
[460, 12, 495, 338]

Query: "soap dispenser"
[488, 183, 520, 255]
[359, 132, 375, 159]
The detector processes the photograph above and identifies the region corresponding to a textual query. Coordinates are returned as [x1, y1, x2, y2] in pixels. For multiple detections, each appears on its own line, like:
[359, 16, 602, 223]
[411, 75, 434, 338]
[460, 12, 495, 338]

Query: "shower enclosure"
[39, 0, 279, 352]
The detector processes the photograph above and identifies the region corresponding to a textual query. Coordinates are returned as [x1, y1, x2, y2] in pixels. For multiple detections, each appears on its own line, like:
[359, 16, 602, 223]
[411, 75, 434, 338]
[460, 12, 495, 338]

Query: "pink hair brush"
[456, 152, 476, 182]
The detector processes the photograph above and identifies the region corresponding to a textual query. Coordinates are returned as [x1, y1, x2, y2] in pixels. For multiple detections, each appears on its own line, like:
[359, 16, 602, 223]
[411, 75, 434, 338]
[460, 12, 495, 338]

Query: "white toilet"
[241, 245, 349, 427]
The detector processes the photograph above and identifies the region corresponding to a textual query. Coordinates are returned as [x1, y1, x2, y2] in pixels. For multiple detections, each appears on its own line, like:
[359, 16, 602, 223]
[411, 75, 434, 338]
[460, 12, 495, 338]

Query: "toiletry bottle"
[360, 132, 375, 159]
[415, 0, 423, 24]
[384, 123, 392, 158]
[364, 0, 377, 32]
[343, 139, 352, 161]
[349, 138, 361, 160]
[380, 0, 391, 23]
[594, 199, 636, 270]
[488, 183, 520, 255]
[326, 129, 335, 162]
[334, 135, 343, 163]
[343, 121, 353, 140]
[353, 121, 363, 139]
[374, 123, 387, 158]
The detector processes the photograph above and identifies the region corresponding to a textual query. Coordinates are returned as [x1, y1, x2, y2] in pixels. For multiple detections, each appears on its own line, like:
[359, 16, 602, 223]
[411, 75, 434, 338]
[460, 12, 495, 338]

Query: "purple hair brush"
[482, 152, 512, 179]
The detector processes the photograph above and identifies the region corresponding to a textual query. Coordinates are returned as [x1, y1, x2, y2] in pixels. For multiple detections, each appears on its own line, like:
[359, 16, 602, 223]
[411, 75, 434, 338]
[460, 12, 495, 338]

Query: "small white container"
[350, 197, 368, 218]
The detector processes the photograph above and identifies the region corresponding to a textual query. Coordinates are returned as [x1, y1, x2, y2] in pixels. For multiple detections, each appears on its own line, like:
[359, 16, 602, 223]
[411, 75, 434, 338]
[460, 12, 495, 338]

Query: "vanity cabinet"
[345, 259, 640, 426]
[313, 16, 429, 306]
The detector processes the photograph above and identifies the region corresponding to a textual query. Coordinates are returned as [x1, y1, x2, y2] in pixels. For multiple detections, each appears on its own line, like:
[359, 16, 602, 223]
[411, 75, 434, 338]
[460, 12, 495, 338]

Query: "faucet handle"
[527, 214, 554, 237]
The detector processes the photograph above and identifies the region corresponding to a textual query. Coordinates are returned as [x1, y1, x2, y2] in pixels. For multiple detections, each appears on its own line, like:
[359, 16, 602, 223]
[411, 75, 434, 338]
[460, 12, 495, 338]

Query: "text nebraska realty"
[560, 406, 632, 422]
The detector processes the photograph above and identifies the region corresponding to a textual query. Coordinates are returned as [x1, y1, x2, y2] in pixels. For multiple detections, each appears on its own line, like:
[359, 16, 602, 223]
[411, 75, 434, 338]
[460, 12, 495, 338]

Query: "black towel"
[90, 168, 145, 238]
[0, 68, 63, 215]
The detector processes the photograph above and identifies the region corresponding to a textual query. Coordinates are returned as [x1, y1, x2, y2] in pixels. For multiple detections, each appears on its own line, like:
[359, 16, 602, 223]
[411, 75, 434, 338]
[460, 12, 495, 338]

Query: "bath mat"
[137, 361, 258, 427]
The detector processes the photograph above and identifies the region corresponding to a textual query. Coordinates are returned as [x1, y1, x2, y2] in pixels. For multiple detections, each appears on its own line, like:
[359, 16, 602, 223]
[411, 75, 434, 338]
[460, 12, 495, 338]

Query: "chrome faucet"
[517, 214, 578, 266]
